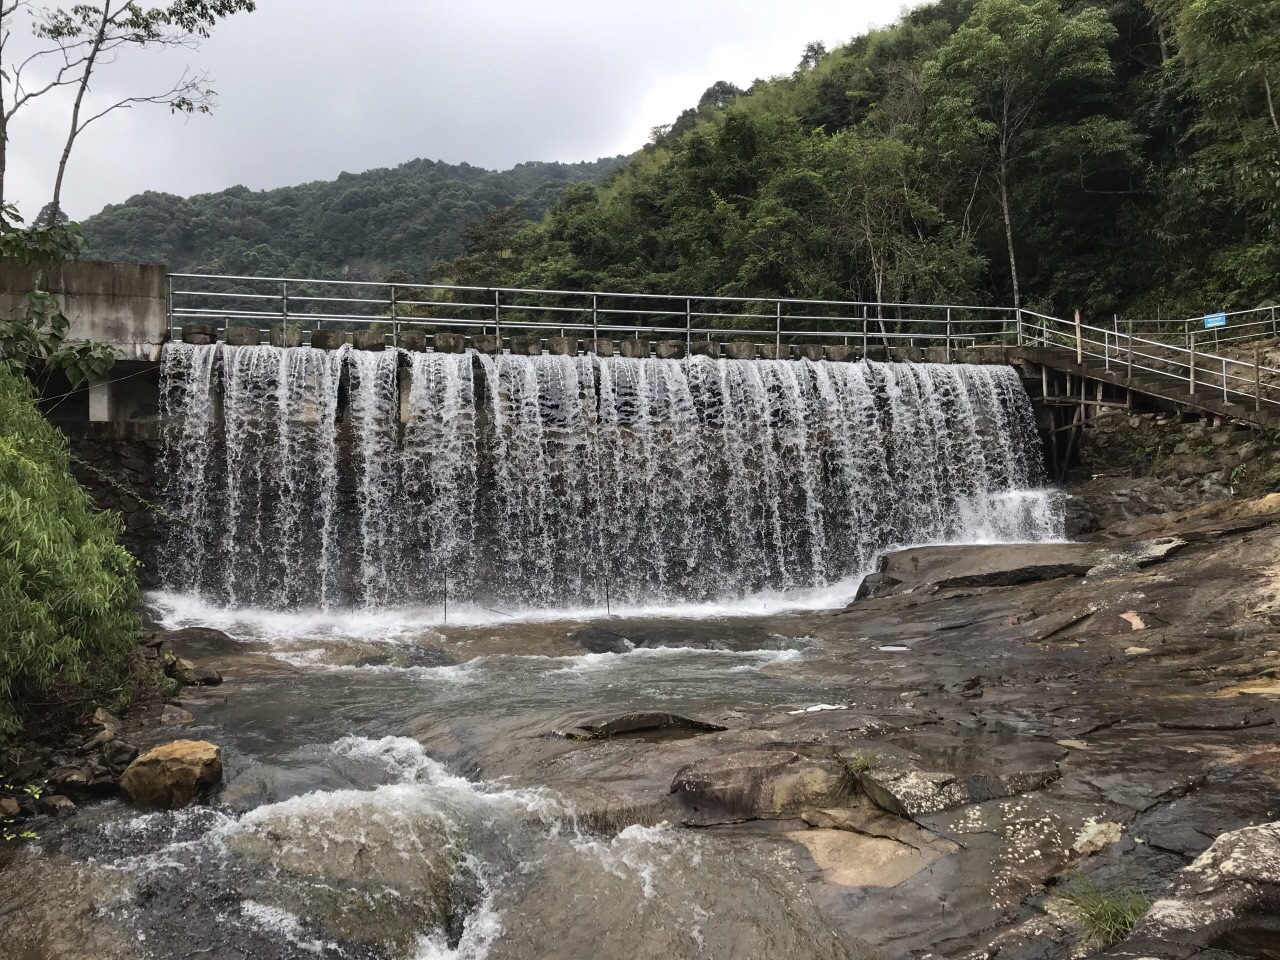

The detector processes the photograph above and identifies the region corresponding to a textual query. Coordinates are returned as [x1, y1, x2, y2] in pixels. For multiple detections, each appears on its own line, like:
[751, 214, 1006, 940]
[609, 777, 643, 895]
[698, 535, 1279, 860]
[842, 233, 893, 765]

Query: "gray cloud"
[7, 0, 912, 220]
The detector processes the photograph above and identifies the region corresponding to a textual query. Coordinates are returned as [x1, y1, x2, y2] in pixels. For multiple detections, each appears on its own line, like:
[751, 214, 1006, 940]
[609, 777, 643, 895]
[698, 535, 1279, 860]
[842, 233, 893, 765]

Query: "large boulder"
[1103, 822, 1280, 958]
[119, 740, 222, 809]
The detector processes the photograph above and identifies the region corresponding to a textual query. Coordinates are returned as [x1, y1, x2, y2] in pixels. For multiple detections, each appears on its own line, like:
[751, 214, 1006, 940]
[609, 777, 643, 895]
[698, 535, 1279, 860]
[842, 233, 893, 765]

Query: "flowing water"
[158, 344, 1061, 611]
[3, 346, 1067, 959]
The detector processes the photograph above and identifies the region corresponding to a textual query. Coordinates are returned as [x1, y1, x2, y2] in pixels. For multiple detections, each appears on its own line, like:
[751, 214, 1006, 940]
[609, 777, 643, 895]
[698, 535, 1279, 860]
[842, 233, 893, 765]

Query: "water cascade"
[159, 343, 1061, 610]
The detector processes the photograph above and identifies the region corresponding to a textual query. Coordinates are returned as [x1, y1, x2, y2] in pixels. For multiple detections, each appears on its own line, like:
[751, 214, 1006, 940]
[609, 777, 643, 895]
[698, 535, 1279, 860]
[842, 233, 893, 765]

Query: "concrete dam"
[157, 342, 1061, 611]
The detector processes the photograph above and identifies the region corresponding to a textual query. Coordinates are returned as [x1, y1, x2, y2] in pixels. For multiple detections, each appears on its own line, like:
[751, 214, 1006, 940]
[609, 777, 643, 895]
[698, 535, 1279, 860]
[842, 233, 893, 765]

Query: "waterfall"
[158, 344, 1061, 610]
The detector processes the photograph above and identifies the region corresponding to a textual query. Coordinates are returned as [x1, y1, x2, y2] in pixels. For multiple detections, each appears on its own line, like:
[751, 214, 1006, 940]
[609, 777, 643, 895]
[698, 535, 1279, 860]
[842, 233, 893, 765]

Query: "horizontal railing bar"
[169, 273, 1013, 313]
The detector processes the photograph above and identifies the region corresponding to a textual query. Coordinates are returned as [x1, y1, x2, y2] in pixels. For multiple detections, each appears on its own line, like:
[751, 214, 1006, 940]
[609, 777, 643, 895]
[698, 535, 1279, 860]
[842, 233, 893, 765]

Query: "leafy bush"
[0, 366, 141, 755]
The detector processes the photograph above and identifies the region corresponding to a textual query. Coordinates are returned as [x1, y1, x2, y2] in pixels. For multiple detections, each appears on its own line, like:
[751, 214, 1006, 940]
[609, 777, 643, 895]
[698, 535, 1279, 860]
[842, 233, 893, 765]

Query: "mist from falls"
[158, 343, 1062, 611]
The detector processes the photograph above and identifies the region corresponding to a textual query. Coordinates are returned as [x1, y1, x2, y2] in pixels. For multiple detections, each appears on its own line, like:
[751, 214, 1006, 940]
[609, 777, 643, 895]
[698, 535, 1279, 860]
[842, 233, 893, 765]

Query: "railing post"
[1104, 328, 1110, 371]
[1127, 318, 1133, 379]
[1222, 357, 1228, 402]
[494, 290, 501, 351]
[592, 294, 598, 343]
[686, 298, 692, 353]
[862, 314, 868, 357]
[1256, 342, 1262, 412]
[1189, 332, 1196, 395]
[282, 280, 289, 332]
[946, 307, 952, 362]
[775, 301, 781, 354]
[390, 284, 399, 348]
[1074, 309, 1083, 365]
[1273, 304, 1277, 339]
[167, 273, 175, 341]
[1015, 307, 1023, 346]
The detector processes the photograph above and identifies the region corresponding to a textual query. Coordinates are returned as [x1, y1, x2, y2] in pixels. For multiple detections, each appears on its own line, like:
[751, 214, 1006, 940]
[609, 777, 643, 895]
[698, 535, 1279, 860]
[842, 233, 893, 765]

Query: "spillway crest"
[158, 344, 1060, 609]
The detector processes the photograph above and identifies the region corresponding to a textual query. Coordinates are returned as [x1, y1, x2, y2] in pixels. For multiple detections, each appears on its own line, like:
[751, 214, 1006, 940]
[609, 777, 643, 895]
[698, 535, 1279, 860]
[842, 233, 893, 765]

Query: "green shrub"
[0, 366, 141, 756]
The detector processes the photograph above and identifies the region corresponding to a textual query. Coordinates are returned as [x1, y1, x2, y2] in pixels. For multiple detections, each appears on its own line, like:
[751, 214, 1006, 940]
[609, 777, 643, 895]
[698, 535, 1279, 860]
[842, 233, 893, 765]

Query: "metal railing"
[167, 273, 1026, 355]
[168, 272, 1280, 419]
[1118, 303, 1280, 349]
[1022, 309, 1280, 415]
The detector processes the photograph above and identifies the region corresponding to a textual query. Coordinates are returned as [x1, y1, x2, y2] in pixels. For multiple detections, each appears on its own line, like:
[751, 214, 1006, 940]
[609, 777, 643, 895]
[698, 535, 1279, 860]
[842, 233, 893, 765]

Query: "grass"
[833, 749, 880, 804]
[1057, 880, 1152, 947]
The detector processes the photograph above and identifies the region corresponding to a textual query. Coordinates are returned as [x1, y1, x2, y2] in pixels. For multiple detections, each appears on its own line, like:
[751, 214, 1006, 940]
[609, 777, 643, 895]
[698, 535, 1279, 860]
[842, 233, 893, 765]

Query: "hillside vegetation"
[81, 156, 625, 280]
[439, 0, 1280, 323]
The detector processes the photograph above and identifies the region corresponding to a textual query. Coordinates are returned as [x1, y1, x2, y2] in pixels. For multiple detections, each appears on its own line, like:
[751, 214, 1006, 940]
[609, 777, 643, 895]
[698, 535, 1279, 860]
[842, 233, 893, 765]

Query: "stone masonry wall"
[63, 421, 169, 588]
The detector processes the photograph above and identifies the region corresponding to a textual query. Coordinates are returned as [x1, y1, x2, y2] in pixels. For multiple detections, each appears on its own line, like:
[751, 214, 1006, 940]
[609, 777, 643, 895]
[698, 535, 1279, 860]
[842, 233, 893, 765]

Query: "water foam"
[157, 347, 1062, 610]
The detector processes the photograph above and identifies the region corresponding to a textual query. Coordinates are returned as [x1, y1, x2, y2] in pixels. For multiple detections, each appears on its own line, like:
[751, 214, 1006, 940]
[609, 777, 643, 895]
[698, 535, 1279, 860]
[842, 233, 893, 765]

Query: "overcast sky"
[8, 0, 915, 221]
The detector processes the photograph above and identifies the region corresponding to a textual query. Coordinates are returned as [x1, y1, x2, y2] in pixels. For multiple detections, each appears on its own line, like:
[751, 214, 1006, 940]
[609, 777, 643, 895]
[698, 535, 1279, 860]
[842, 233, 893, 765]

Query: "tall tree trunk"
[49, 6, 108, 224]
[1263, 72, 1280, 149]
[997, 158, 1021, 309]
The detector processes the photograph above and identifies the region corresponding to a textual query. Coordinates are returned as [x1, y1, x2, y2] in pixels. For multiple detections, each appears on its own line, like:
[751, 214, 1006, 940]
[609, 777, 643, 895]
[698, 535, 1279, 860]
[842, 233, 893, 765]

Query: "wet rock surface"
[119, 740, 223, 809]
[8, 496, 1280, 958]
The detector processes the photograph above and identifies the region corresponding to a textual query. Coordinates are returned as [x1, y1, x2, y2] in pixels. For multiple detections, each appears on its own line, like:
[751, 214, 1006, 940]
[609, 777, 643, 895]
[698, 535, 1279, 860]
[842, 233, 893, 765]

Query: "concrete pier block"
[758, 343, 786, 360]
[352, 330, 386, 351]
[224, 325, 261, 346]
[88, 380, 115, 422]
[583, 338, 614, 356]
[310, 329, 346, 350]
[655, 340, 687, 360]
[510, 335, 542, 356]
[690, 341, 720, 358]
[547, 336, 578, 355]
[619, 338, 650, 359]
[722, 342, 756, 360]
[472, 334, 501, 354]
[269, 326, 304, 348]
[792, 343, 825, 362]
[181, 323, 217, 345]
[824, 344, 854, 362]
[398, 329, 428, 352]
[433, 332, 465, 354]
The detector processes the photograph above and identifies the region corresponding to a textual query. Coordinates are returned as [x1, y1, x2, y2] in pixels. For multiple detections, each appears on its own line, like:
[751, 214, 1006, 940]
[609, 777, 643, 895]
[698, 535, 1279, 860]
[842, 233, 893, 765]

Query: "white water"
[159, 345, 1061, 610]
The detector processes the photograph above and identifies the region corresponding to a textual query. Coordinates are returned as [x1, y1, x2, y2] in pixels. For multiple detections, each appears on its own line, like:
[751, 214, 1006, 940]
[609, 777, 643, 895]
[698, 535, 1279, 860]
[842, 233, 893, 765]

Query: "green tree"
[924, 0, 1119, 307]
[0, 0, 256, 219]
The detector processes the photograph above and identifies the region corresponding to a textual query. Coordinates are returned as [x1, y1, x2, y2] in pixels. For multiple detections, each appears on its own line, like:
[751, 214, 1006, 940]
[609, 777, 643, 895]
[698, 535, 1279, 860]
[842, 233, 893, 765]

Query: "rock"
[0, 797, 19, 817]
[1107, 492, 1280, 542]
[563, 712, 726, 741]
[159, 705, 195, 725]
[1073, 820, 1123, 855]
[858, 755, 1061, 821]
[269, 325, 304, 348]
[100, 739, 139, 771]
[569, 625, 633, 655]
[78, 728, 115, 753]
[119, 740, 223, 810]
[671, 749, 845, 823]
[873, 539, 1183, 596]
[189, 665, 222, 686]
[226, 788, 461, 912]
[91, 708, 121, 732]
[1113, 822, 1280, 956]
[787, 827, 947, 888]
[37, 794, 76, 817]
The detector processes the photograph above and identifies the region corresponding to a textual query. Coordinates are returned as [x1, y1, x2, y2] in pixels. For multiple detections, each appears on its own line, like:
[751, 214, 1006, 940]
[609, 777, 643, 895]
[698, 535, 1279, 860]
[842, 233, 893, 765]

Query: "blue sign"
[1204, 312, 1227, 329]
